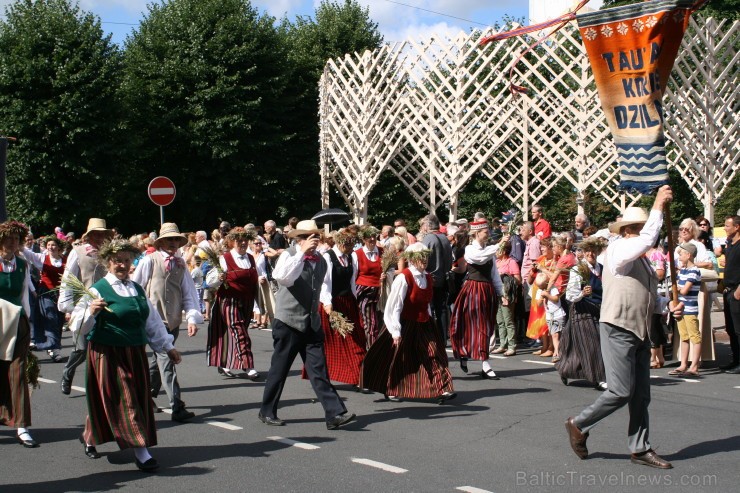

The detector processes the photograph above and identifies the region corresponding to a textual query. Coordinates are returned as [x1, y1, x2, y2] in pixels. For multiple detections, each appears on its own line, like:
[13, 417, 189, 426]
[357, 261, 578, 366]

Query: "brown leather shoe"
[565, 417, 588, 459]
[630, 449, 672, 469]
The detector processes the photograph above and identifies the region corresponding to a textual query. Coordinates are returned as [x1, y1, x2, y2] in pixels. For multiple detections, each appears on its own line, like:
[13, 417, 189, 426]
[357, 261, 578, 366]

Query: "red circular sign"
[147, 176, 176, 207]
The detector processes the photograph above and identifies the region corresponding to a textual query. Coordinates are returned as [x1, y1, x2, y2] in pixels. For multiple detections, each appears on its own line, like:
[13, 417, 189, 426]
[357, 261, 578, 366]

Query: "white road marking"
[38, 377, 56, 384]
[267, 436, 320, 450]
[162, 409, 172, 414]
[734, 386, 740, 389]
[456, 487, 495, 493]
[351, 458, 407, 474]
[522, 359, 555, 366]
[41, 377, 85, 392]
[650, 375, 700, 383]
[207, 421, 243, 431]
[71, 385, 86, 393]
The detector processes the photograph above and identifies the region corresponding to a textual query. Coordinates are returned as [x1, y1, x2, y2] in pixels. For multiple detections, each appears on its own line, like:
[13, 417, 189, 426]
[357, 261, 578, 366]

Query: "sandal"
[682, 370, 701, 377]
[668, 369, 685, 376]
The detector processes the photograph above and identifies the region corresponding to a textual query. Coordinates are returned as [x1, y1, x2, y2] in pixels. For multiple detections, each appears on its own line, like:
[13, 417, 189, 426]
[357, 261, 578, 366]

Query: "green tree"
[0, 0, 123, 231]
[121, 0, 291, 230]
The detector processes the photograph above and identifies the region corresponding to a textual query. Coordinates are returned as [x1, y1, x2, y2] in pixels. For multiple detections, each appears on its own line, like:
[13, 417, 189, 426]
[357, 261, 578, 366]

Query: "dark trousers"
[62, 330, 88, 384]
[431, 285, 450, 342]
[260, 319, 346, 421]
[724, 290, 740, 364]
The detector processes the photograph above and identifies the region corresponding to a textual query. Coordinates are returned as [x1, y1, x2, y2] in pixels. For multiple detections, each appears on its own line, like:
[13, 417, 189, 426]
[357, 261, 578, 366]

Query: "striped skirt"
[207, 296, 254, 370]
[449, 280, 498, 361]
[83, 342, 156, 449]
[356, 285, 381, 348]
[319, 296, 366, 385]
[555, 301, 606, 384]
[361, 321, 453, 399]
[0, 316, 31, 428]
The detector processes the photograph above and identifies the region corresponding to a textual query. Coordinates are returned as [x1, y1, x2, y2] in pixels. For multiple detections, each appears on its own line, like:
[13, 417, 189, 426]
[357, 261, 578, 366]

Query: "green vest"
[87, 278, 149, 347]
[0, 257, 27, 315]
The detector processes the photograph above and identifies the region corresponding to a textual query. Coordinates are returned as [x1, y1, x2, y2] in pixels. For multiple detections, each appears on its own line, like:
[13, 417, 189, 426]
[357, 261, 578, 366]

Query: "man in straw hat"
[565, 186, 684, 469]
[259, 219, 356, 430]
[132, 223, 202, 422]
[58, 218, 113, 395]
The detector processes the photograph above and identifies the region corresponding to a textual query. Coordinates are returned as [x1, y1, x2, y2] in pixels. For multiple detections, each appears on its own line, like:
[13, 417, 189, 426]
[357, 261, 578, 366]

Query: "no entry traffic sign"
[148, 176, 176, 207]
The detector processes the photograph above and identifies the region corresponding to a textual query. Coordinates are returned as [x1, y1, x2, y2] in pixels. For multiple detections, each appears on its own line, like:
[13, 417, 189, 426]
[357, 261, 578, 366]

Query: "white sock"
[17, 428, 32, 440]
[482, 360, 492, 372]
[134, 447, 152, 463]
[246, 369, 258, 376]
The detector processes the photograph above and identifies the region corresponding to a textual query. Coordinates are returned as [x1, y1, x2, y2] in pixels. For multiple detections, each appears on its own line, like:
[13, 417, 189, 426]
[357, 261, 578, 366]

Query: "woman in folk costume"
[23, 235, 67, 362]
[205, 227, 260, 379]
[556, 236, 608, 390]
[352, 225, 385, 348]
[0, 221, 38, 448]
[449, 220, 504, 379]
[361, 243, 456, 403]
[316, 230, 367, 387]
[70, 240, 181, 472]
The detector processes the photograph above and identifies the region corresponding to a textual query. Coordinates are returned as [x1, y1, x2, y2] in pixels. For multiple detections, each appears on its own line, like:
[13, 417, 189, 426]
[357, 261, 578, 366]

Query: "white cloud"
[384, 21, 467, 45]
[79, 0, 150, 15]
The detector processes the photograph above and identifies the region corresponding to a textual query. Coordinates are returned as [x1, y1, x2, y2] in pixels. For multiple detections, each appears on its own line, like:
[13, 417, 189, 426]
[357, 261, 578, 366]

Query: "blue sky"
[1, 0, 529, 46]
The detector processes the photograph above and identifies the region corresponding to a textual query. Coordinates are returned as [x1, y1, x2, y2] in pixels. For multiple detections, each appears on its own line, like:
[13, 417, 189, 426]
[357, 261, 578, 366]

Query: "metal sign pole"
[160, 206, 164, 226]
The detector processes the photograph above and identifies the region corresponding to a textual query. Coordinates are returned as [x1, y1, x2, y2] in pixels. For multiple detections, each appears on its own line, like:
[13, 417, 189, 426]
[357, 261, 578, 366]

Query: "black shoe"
[460, 359, 468, 374]
[384, 394, 402, 402]
[150, 388, 158, 398]
[726, 366, 740, 374]
[79, 435, 100, 459]
[16, 433, 38, 448]
[258, 413, 285, 426]
[481, 369, 500, 380]
[326, 412, 356, 430]
[61, 378, 71, 395]
[135, 457, 159, 472]
[561, 376, 568, 386]
[719, 362, 739, 371]
[171, 407, 195, 423]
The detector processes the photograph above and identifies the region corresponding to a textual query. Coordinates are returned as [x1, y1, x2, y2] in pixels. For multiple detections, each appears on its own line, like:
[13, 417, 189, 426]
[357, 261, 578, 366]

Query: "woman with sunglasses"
[675, 219, 713, 270]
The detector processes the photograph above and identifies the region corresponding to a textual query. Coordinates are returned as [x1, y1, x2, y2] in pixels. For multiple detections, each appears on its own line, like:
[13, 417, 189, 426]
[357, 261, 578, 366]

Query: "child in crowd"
[191, 257, 205, 314]
[535, 272, 566, 363]
[671, 242, 702, 377]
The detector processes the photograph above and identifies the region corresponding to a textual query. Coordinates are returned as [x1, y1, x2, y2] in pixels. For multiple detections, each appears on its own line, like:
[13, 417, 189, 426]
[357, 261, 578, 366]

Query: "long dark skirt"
[555, 300, 606, 384]
[0, 316, 31, 428]
[361, 321, 453, 399]
[449, 280, 498, 361]
[356, 285, 381, 348]
[207, 296, 254, 370]
[35, 287, 64, 350]
[84, 342, 157, 449]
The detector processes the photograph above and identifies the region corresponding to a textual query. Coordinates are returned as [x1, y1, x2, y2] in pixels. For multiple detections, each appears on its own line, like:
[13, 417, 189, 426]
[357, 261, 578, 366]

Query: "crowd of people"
[1, 195, 738, 472]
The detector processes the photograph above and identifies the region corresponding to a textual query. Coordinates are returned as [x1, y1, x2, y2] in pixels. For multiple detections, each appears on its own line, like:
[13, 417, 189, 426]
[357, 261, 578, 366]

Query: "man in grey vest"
[259, 220, 355, 430]
[420, 214, 453, 342]
[133, 223, 202, 422]
[565, 186, 683, 469]
[58, 218, 112, 395]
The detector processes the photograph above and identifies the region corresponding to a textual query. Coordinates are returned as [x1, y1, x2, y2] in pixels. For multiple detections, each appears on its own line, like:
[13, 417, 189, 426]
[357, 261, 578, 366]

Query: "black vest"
[467, 260, 493, 282]
[327, 249, 353, 297]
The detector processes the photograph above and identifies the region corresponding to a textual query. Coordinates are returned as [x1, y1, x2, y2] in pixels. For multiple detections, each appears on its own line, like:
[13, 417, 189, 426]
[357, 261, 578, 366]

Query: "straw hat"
[155, 222, 187, 247]
[287, 220, 322, 238]
[608, 207, 649, 234]
[82, 218, 113, 240]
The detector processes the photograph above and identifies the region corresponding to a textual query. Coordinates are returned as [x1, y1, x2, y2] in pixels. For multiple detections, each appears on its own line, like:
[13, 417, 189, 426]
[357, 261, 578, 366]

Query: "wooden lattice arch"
[319, 17, 739, 222]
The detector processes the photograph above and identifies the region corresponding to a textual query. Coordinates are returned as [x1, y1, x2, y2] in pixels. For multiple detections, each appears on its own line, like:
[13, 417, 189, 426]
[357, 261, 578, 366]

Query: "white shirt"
[383, 265, 431, 338]
[69, 273, 175, 353]
[131, 250, 203, 325]
[566, 260, 601, 303]
[22, 247, 63, 269]
[463, 240, 504, 296]
[272, 249, 330, 295]
[320, 246, 354, 306]
[0, 256, 31, 315]
[204, 249, 260, 314]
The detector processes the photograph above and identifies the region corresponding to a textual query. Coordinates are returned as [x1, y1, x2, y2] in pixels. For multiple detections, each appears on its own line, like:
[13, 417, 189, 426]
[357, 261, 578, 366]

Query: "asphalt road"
[1, 318, 738, 493]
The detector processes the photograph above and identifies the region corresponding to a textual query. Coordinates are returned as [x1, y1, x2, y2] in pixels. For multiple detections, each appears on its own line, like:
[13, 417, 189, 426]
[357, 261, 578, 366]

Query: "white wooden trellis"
[319, 17, 738, 224]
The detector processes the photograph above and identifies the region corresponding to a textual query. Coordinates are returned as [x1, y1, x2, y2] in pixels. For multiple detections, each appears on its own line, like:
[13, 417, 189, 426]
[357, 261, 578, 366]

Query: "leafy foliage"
[0, 0, 123, 230]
